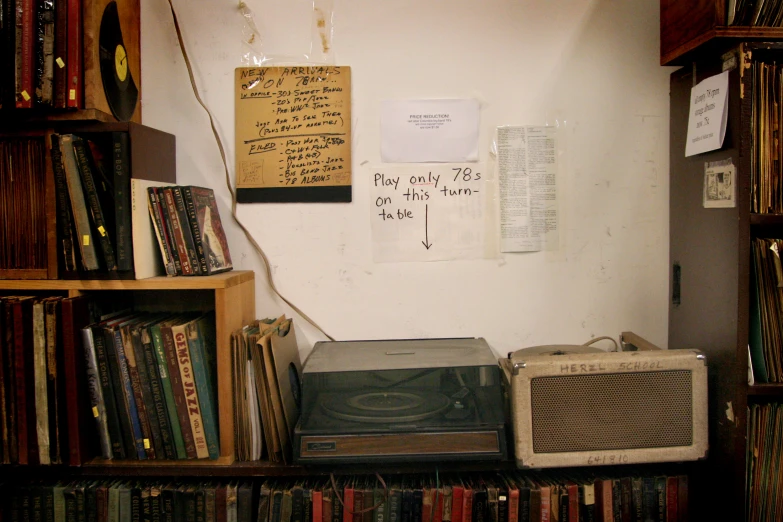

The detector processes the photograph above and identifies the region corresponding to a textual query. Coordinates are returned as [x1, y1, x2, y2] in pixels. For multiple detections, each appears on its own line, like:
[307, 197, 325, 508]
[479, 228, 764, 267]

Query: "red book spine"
[12, 301, 29, 464]
[352, 489, 363, 522]
[323, 490, 333, 522]
[313, 490, 323, 522]
[602, 480, 613, 522]
[66, 0, 82, 108]
[62, 297, 91, 465]
[539, 486, 550, 522]
[433, 489, 443, 522]
[566, 484, 578, 522]
[162, 188, 193, 275]
[17, 0, 34, 107]
[462, 488, 473, 522]
[342, 486, 354, 522]
[451, 486, 463, 522]
[422, 488, 433, 522]
[507, 487, 519, 522]
[666, 477, 678, 522]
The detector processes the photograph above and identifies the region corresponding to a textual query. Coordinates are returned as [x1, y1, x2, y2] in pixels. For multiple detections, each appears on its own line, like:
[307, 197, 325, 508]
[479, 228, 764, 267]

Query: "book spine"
[181, 187, 209, 275]
[162, 324, 198, 458]
[205, 486, 216, 522]
[186, 319, 219, 459]
[86, 483, 98, 522]
[259, 487, 272, 522]
[612, 480, 622, 522]
[113, 133, 133, 271]
[172, 323, 208, 458]
[412, 489, 423, 522]
[131, 485, 142, 522]
[53, 0, 67, 108]
[61, 298, 91, 466]
[64, 487, 77, 522]
[161, 485, 176, 522]
[72, 137, 118, 270]
[92, 326, 128, 459]
[110, 327, 147, 459]
[450, 487, 463, 522]
[65, 0, 81, 108]
[130, 327, 165, 459]
[97, 485, 108, 522]
[195, 487, 206, 522]
[388, 490, 400, 522]
[342, 487, 354, 522]
[17, 0, 34, 108]
[665, 477, 677, 522]
[162, 188, 193, 275]
[471, 490, 485, 522]
[332, 486, 343, 522]
[641, 479, 655, 522]
[157, 188, 182, 275]
[630, 479, 642, 522]
[172, 187, 202, 275]
[147, 188, 177, 276]
[60, 135, 99, 271]
[120, 327, 155, 459]
[82, 328, 112, 459]
[43, 300, 60, 465]
[0, 301, 11, 464]
[151, 324, 187, 459]
[140, 326, 176, 459]
[507, 488, 519, 522]
[36, 0, 55, 105]
[676, 476, 687, 522]
[519, 488, 530, 522]
[620, 479, 632, 522]
[50, 134, 77, 272]
[654, 478, 666, 522]
[12, 301, 29, 465]
[33, 302, 51, 465]
[292, 487, 303, 522]
[313, 490, 323, 522]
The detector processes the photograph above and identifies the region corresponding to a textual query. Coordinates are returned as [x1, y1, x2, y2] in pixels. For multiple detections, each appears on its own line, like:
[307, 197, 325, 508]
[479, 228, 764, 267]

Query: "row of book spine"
[51, 132, 134, 274]
[146, 185, 233, 277]
[0, 0, 82, 110]
[0, 295, 94, 466]
[83, 310, 220, 460]
[0, 471, 689, 522]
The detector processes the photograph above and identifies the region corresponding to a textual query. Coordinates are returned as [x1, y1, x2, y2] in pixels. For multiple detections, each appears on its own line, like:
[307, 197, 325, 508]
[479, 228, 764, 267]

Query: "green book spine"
[150, 324, 187, 459]
[186, 316, 219, 459]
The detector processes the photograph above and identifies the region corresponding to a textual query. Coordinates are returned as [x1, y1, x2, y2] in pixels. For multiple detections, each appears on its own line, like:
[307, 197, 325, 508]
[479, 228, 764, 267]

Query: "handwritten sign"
[234, 66, 352, 202]
[370, 164, 487, 263]
[685, 70, 728, 157]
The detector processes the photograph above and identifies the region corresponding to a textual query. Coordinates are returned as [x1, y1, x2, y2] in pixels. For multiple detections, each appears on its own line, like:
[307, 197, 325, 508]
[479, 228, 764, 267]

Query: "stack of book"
[0, 138, 48, 273]
[147, 185, 233, 277]
[750, 60, 783, 214]
[232, 317, 301, 463]
[83, 310, 220, 460]
[749, 238, 783, 383]
[51, 132, 133, 276]
[0, 470, 690, 522]
[0, 295, 96, 466]
[747, 402, 783, 521]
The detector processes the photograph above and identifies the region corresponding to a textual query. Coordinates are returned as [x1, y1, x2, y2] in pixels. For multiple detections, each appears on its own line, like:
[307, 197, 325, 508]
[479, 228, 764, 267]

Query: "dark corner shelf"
[662, 28, 783, 66]
[748, 384, 783, 397]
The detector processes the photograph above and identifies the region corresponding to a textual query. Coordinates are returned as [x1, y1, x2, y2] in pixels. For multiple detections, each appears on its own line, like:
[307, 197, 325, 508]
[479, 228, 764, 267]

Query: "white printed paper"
[703, 160, 736, 208]
[685, 71, 729, 157]
[370, 164, 486, 262]
[381, 99, 480, 163]
[497, 126, 559, 253]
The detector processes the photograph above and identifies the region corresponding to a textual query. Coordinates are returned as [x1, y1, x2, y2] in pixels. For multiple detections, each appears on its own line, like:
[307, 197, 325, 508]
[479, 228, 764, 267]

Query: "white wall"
[141, 0, 674, 357]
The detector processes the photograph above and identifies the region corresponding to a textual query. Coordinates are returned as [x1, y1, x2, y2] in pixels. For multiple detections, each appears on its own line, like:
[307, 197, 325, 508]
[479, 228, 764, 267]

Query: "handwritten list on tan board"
[234, 67, 351, 195]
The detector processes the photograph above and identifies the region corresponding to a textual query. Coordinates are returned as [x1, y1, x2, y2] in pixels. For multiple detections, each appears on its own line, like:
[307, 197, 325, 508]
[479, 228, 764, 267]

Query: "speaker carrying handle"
[619, 331, 663, 352]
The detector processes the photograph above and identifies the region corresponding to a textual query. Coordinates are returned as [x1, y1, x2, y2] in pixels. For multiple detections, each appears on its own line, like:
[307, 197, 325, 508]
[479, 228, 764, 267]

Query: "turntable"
[293, 338, 507, 464]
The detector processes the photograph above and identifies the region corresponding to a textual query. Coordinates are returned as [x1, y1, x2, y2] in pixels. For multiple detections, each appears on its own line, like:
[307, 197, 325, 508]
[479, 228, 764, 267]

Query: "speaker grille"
[530, 370, 693, 453]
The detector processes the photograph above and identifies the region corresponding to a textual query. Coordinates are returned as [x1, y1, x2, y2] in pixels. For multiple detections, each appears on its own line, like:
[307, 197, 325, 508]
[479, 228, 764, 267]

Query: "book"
[53, 0, 67, 108]
[35, 0, 55, 105]
[72, 136, 117, 271]
[32, 300, 50, 464]
[150, 320, 187, 459]
[161, 318, 198, 459]
[113, 133, 133, 272]
[171, 319, 209, 458]
[65, 0, 81, 108]
[83, 325, 113, 459]
[128, 319, 165, 459]
[186, 313, 220, 459]
[162, 187, 194, 275]
[43, 298, 63, 465]
[50, 134, 78, 273]
[181, 186, 233, 275]
[139, 323, 176, 459]
[90, 318, 129, 459]
[119, 319, 155, 459]
[60, 134, 99, 271]
[147, 187, 179, 277]
[62, 296, 95, 465]
[11, 297, 37, 465]
[16, 0, 34, 108]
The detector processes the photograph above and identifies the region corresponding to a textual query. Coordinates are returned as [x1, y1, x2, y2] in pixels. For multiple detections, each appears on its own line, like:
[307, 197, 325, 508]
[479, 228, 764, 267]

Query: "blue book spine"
[186, 318, 219, 459]
[113, 329, 147, 459]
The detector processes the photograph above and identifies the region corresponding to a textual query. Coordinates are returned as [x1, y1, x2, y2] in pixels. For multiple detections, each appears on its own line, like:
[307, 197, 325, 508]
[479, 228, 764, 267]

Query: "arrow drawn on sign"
[421, 204, 433, 250]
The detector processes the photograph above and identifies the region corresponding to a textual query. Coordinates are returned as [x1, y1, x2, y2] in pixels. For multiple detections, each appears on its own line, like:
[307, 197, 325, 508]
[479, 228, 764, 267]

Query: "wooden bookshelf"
[748, 384, 783, 397]
[0, 270, 256, 465]
[661, 0, 783, 65]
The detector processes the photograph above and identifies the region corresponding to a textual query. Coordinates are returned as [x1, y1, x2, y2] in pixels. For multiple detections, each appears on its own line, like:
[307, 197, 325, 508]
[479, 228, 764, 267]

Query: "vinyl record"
[99, 1, 138, 121]
[321, 389, 452, 424]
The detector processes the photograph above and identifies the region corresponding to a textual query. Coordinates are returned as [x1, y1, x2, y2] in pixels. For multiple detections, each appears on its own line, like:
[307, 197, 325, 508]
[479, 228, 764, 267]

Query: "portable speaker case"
[501, 348, 708, 469]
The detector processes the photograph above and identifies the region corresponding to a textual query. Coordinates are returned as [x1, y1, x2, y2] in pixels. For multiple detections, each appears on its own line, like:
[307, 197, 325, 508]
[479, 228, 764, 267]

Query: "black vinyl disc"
[99, 1, 138, 121]
[321, 390, 451, 424]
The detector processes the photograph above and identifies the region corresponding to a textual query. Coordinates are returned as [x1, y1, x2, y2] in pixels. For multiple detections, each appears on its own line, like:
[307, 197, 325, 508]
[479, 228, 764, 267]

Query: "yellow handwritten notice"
[234, 66, 351, 190]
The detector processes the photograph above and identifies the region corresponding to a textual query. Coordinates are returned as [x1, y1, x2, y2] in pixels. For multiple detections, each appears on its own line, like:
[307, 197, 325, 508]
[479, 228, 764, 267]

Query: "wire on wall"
[166, 0, 335, 342]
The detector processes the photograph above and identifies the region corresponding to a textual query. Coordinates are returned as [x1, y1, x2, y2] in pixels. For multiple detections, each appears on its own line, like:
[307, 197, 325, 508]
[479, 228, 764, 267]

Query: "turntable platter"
[321, 390, 452, 423]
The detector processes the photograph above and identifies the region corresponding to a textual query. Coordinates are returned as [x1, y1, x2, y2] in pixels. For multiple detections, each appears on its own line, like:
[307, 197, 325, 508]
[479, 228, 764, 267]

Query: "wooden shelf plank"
[750, 213, 783, 226]
[748, 384, 783, 397]
[662, 28, 783, 66]
[0, 108, 117, 124]
[0, 270, 254, 291]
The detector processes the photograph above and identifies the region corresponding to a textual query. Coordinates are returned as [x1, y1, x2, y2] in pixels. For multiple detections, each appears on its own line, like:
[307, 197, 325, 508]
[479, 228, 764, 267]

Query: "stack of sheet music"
[231, 317, 302, 463]
[750, 60, 783, 214]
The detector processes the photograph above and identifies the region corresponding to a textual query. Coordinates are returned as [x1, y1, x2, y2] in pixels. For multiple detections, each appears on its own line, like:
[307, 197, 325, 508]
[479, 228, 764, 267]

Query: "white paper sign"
[685, 71, 729, 157]
[497, 126, 559, 252]
[381, 99, 480, 163]
[370, 164, 486, 262]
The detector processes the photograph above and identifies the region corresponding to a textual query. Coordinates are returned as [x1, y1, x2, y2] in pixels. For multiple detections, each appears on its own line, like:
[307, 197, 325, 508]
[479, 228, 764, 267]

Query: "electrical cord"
[582, 335, 619, 352]
[166, 0, 335, 341]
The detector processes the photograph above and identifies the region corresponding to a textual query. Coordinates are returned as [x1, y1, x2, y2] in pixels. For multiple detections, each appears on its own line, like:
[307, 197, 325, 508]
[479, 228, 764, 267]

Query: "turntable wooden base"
[297, 431, 503, 463]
